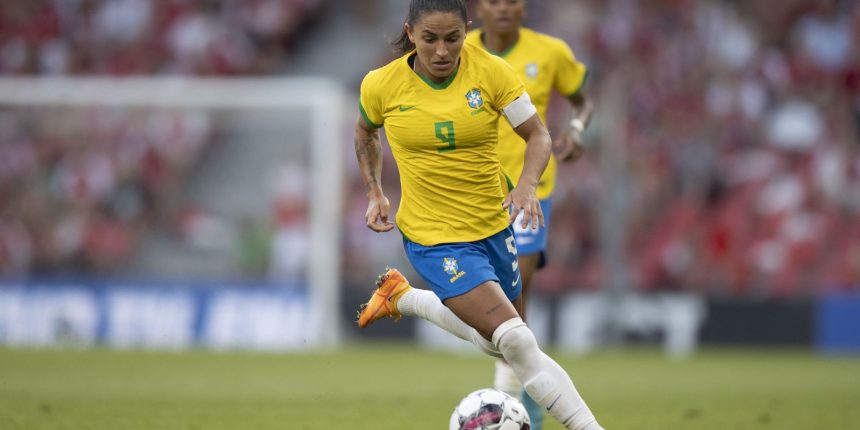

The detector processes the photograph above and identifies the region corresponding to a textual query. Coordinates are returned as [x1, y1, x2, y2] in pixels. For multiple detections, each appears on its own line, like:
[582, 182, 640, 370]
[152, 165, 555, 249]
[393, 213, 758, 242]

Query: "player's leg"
[493, 254, 538, 396]
[485, 225, 602, 430]
[356, 239, 508, 356]
[356, 266, 501, 356]
[494, 253, 540, 396]
[496, 252, 546, 429]
[497, 198, 552, 428]
[491, 316, 603, 430]
[443, 281, 602, 430]
[442, 280, 520, 338]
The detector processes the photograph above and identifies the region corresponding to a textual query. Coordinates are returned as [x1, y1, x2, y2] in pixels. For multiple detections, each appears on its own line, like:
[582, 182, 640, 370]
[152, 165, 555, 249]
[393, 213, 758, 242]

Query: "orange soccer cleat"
[356, 267, 412, 328]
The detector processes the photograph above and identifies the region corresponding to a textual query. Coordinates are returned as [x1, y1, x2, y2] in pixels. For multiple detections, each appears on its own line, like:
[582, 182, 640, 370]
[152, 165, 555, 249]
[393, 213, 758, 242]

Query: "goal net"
[0, 77, 346, 349]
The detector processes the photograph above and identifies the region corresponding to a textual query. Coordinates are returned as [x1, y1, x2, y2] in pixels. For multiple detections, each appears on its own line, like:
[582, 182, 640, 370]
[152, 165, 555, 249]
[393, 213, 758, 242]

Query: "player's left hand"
[553, 128, 585, 162]
[503, 185, 544, 230]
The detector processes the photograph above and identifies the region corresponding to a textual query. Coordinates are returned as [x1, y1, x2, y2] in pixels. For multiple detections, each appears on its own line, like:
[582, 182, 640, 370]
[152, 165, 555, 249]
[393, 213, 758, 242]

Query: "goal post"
[0, 77, 346, 348]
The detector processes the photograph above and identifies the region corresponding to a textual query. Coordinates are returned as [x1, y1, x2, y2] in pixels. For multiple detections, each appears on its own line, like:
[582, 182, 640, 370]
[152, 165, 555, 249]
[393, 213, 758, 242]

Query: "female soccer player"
[467, 1, 594, 428]
[353, 1, 602, 429]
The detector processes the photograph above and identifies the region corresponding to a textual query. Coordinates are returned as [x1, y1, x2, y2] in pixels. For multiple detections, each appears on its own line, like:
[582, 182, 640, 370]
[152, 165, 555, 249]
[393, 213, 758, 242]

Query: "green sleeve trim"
[566, 69, 590, 98]
[358, 101, 383, 129]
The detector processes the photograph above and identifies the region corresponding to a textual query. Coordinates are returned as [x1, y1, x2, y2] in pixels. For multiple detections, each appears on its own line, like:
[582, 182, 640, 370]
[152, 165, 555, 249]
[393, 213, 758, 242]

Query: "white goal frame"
[0, 77, 346, 347]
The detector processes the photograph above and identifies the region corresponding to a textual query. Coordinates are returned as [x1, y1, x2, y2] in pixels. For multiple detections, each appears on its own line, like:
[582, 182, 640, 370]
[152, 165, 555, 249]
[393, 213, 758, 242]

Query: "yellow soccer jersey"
[359, 43, 526, 246]
[466, 27, 588, 199]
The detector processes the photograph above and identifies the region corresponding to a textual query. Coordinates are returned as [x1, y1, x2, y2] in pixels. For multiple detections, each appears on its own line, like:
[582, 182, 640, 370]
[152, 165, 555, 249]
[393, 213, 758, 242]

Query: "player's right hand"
[503, 185, 544, 230]
[365, 193, 395, 232]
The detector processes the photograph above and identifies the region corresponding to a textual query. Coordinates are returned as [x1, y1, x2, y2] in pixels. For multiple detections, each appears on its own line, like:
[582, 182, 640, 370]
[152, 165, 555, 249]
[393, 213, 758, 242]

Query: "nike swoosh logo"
[399, 105, 417, 112]
[547, 393, 562, 411]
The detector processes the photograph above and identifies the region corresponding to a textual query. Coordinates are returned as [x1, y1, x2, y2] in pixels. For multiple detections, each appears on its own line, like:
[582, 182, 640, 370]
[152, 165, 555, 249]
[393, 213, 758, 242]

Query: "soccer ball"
[449, 388, 531, 430]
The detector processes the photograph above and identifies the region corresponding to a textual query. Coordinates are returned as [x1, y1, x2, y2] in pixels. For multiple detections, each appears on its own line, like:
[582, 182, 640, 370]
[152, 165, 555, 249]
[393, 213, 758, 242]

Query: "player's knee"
[492, 317, 538, 362]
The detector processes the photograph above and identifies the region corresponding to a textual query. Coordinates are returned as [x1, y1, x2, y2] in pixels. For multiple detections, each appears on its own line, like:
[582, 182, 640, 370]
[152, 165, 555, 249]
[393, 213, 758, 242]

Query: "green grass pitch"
[0, 345, 858, 429]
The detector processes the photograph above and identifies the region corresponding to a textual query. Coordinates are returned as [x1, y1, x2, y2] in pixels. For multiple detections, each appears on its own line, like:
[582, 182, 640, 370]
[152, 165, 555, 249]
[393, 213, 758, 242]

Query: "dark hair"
[393, 0, 468, 54]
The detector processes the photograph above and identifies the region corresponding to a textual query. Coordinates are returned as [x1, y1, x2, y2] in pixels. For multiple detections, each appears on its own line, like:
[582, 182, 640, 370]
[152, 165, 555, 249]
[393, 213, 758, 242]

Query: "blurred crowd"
[534, 0, 860, 297]
[0, 108, 212, 273]
[0, 0, 321, 275]
[0, 0, 321, 75]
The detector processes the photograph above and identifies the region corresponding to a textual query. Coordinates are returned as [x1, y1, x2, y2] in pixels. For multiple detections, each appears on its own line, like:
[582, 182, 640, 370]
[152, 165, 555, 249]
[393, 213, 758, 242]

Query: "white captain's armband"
[502, 92, 538, 128]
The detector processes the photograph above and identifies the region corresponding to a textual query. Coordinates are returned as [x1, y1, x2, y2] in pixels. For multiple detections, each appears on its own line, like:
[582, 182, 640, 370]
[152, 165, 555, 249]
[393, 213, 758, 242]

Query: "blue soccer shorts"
[402, 226, 522, 301]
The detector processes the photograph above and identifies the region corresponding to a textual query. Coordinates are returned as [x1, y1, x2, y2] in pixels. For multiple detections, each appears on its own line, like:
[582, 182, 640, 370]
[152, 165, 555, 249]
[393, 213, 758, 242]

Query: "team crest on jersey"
[443, 257, 466, 282]
[465, 88, 484, 109]
[526, 63, 539, 79]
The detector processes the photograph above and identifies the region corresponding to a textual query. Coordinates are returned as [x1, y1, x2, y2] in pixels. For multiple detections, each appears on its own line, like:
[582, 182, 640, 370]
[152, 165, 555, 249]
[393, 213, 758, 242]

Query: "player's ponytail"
[393, 0, 468, 54]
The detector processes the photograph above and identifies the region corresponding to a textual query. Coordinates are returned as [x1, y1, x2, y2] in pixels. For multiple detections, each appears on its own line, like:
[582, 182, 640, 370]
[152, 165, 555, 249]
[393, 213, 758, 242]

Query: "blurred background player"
[354, 1, 602, 428]
[467, 1, 593, 427]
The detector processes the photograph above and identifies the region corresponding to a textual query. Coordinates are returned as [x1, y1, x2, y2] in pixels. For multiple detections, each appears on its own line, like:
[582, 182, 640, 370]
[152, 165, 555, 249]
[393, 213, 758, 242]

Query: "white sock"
[492, 317, 602, 430]
[494, 360, 522, 398]
[397, 289, 502, 358]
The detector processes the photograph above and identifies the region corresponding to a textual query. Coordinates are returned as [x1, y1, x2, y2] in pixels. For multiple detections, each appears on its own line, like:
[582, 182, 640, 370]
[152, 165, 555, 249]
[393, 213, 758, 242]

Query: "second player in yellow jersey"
[466, 27, 588, 199]
[468, 1, 596, 429]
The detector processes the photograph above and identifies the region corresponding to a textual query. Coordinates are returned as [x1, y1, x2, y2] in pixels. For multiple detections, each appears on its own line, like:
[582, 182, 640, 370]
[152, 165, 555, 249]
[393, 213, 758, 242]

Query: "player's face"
[477, 0, 525, 35]
[407, 12, 470, 82]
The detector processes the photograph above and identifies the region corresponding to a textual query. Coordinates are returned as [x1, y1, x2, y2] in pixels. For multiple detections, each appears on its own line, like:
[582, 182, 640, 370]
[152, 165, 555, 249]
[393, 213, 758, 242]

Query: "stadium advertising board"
[0, 280, 311, 351]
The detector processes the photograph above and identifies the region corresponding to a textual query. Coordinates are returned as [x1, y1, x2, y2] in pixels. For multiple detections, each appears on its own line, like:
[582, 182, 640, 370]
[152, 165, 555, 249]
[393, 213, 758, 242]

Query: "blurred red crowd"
[0, 0, 321, 275]
[0, 108, 212, 273]
[535, 0, 860, 297]
[0, 0, 321, 75]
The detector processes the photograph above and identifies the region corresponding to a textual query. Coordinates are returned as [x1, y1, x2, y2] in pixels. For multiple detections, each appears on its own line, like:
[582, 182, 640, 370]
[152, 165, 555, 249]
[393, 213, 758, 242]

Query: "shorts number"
[505, 235, 519, 272]
[435, 121, 456, 153]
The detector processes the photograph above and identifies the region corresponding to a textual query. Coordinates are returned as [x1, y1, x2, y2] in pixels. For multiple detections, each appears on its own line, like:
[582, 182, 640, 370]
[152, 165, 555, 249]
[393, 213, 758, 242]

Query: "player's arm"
[554, 91, 593, 162]
[354, 116, 394, 233]
[503, 94, 551, 230]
